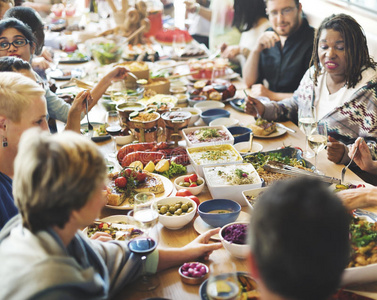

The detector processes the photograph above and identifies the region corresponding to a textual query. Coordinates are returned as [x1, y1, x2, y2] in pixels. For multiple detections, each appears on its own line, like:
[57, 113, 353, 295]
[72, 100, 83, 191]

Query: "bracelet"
[194, 3, 200, 14]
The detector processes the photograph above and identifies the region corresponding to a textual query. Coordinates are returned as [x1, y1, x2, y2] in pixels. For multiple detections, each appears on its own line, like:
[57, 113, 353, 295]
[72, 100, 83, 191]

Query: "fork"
[85, 95, 93, 132]
[341, 145, 359, 183]
[243, 90, 261, 119]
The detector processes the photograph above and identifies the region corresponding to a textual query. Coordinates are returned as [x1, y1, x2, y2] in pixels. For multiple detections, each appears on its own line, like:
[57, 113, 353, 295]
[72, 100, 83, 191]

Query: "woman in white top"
[221, 0, 270, 71]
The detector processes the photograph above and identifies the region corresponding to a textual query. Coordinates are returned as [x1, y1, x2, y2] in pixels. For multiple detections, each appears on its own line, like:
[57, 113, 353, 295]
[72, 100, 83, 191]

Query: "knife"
[263, 163, 341, 184]
[276, 123, 296, 133]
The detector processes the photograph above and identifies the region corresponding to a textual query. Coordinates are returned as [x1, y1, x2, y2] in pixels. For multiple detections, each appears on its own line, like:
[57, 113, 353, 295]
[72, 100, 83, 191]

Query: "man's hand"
[255, 31, 280, 52]
[327, 136, 346, 164]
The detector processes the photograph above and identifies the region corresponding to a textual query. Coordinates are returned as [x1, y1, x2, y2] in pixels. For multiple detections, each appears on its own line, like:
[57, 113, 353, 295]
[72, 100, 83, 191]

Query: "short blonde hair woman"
[0, 128, 222, 299]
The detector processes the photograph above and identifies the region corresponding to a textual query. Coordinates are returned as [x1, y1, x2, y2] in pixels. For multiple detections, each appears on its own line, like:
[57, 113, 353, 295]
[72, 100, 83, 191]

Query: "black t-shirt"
[258, 18, 315, 93]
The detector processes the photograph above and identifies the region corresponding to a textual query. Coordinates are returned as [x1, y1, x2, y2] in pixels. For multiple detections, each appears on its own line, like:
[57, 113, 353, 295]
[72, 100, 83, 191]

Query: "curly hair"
[311, 13, 377, 88]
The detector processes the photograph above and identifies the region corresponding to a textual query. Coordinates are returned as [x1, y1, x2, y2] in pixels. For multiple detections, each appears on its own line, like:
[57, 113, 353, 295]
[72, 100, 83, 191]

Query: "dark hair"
[0, 17, 36, 55]
[233, 0, 267, 32]
[4, 7, 44, 55]
[249, 177, 350, 300]
[0, 56, 30, 72]
[311, 13, 377, 88]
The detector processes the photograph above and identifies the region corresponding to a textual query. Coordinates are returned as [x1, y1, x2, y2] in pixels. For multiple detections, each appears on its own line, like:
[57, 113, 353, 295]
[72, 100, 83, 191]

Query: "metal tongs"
[263, 161, 341, 184]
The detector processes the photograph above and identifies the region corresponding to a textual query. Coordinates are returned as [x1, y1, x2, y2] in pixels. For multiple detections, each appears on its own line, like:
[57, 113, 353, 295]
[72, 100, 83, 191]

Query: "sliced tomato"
[176, 189, 193, 197]
[187, 174, 198, 182]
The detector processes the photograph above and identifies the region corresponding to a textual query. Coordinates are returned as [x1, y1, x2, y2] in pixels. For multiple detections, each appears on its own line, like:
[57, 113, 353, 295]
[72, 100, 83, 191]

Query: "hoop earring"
[2, 137, 7, 148]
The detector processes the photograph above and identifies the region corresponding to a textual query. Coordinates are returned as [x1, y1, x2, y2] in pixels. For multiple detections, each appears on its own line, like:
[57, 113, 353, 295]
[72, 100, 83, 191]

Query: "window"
[336, 0, 377, 14]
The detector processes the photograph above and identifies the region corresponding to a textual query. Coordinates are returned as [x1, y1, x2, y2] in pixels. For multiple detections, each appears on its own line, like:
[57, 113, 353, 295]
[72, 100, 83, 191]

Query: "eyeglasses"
[268, 6, 296, 18]
[0, 38, 29, 51]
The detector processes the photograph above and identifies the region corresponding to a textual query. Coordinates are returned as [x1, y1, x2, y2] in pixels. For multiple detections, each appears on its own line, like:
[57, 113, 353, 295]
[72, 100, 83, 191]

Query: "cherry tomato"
[176, 189, 193, 197]
[124, 168, 133, 178]
[188, 174, 198, 182]
[187, 195, 200, 207]
[189, 183, 198, 187]
[136, 171, 147, 182]
[184, 176, 191, 183]
[115, 176, 127, 188]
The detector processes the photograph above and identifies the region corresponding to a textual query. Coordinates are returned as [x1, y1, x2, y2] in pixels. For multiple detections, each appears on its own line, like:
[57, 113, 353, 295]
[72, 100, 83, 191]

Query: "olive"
[183, 182, 190, 187]
[187, 202, 193, 208]
[160, 205, 168, 214]
[196, 179, 203, 185]
[181, 203, 188, 212]
[169, 206, 176, 214]
[187, 207, 194, 213]
[166, 212, 172, 216]
[175, 208, 183, 215]
[179, 182, 185, 186]
[157, 204, 163, 209]
[175, 203, 181, 209]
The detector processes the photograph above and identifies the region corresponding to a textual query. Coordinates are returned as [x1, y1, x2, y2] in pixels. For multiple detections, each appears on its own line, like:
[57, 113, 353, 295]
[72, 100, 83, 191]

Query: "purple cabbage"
[222, 224, 248, 244]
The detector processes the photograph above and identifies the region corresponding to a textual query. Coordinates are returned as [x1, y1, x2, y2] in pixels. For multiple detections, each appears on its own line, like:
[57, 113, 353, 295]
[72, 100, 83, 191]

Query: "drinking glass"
[172, 33, 186, 58]
[105, 110, 121, 158]
[129, 192, 160, 291]
[298, 103, 316, 158]
[110, 81, 127, 103]
[308, 122, 328, 175]
[206, 261, 241, 300]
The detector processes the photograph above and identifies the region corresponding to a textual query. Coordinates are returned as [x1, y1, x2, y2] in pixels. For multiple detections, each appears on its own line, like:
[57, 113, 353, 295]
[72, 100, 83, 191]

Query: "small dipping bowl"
[198, 199, 241, 228]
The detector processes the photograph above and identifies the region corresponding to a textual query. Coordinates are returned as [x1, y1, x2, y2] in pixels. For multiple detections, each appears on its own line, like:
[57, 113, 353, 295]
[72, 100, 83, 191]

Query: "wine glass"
[308, 122, 328, 175]
[129, 192, 160, 291]
[298, 103, 316, 158]
[172, 33, 186, 59]
[110, 81, 127, 103]
[206, 261, 240, 300]
[105, 110, 122, 158]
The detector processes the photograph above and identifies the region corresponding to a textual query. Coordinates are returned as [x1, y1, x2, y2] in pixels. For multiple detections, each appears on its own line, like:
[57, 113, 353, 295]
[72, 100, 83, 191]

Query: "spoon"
[243, 90, 261, 119]
[85, 94, 93, 133]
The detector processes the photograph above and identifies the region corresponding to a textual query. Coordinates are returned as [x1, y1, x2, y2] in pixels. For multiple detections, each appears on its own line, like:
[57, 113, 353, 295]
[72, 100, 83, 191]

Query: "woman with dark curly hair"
[245, 14, 377, 167]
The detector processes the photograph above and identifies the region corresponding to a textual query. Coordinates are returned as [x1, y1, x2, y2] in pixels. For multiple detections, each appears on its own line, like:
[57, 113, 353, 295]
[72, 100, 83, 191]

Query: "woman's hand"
[104, 66, 129, 83]
[349, 137, 377, 174]
[89, 231, 113, 242]
[327, 136, 346, 164]
[244, 95, 265, 117]
[66, 90, 92, 133]
[31, 57, 51, 70]
[221, 45, 241, 59]
[338, 187, 377, 210]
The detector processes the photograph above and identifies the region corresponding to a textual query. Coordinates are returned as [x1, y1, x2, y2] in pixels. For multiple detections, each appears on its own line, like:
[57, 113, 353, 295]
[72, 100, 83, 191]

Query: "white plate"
[253, 127, 287, 139]
[82, 215, 143, 240]
[105, 174, 174, 210]
[193, 211, 251, 240]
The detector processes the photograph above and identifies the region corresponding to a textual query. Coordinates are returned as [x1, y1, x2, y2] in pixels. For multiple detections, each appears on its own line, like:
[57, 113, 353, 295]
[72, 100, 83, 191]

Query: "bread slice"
[135, 171, 165, 194]
[249, 119, 277, 136]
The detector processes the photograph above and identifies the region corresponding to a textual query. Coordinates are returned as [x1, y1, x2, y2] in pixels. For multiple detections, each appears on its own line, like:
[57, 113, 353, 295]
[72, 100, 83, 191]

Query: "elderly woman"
[0, 17, 128, 125]
[245, 14, 377, 166]
[0, 128, 222, 299]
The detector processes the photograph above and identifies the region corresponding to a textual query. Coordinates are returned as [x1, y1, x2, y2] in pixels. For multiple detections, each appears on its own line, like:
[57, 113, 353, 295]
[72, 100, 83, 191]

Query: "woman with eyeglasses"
[0, 18, 128, 126]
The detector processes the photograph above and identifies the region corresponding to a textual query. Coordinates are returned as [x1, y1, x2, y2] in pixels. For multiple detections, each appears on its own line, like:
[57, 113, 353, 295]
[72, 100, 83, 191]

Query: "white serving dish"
[194, 100, 225, 112]
[209, 117, 239, 128]
[242, 187, 267, 211]
[182, 125, 234, 148]
[203, 163, 263, 206]
[174, 174, 205, 196]
[219, 221, 250, 259]
[186, 144, 243, 177]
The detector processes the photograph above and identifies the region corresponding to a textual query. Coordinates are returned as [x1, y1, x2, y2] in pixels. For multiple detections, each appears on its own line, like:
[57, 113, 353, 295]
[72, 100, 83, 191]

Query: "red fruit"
[188, 174, 198, 182]
[184, 176, 191, 183]
[136, 171, 147, 182]
[189, 183, 198, 187]
[187, 195, 200, 207]
[115, 176, 127, 188]
[176, 189, 193, 197]
[124, 168, 133, 177]
[357, 184, 366, 188]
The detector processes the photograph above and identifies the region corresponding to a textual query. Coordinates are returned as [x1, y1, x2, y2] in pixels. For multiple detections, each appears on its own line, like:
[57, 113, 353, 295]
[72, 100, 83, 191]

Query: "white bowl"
[180, 107, 202, 127]
[209, 117, 239, 127]
[242, 187, 267, 211]
[156, 196, 197, 230]
[115, 134, 134, 145]
[233, 141, 252, 154]
[174, 174, 205, 195]
[220, 221, 250, 259]
[186, 144, 243, 178]
[203, 163, 263, 206]
[182, 125, 234, 148]
[194, 100, 225, 112]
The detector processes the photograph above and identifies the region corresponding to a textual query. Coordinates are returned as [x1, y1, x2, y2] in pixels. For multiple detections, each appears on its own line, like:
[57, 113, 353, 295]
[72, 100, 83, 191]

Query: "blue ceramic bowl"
[228, 126, 252, 144]
[188, 95, 207, 107]
[200, 108, 231, 125]
[198, 199, 241, 227]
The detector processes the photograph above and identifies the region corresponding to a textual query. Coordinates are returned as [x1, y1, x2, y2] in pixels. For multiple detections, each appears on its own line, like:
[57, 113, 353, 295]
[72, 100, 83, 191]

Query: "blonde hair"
[13, 128, 107, 233]
[0, 72, 44, 122]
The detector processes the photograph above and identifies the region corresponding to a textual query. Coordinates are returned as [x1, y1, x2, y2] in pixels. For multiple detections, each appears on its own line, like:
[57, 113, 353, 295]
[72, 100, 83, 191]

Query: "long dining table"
[55, 64, 377, 299]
